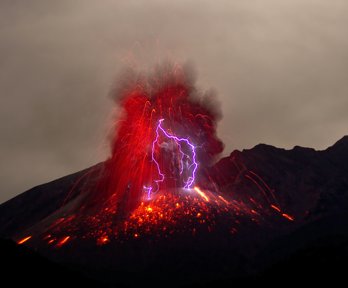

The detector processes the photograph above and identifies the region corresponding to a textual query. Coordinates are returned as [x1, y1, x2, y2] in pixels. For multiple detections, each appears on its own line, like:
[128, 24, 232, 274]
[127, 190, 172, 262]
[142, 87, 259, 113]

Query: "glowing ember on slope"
[281, 213, 294, 221]
[56, 236, 70, 248]
[270, 204, 281, 213]
[17, 236, 32, 245]
[194, 186, 209, 202]
[97, 236, 110, 245]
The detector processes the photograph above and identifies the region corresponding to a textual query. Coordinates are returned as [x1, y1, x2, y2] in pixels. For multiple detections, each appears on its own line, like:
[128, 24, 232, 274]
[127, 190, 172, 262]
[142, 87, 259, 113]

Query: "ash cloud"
[109, 62, 224, 164]
[111, 62, 222, 122]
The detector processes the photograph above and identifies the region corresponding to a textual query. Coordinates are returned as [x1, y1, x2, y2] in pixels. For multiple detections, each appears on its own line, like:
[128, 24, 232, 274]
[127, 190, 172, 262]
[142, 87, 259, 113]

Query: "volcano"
[1, 136, 348, 286]
[1, 64, 348, 286]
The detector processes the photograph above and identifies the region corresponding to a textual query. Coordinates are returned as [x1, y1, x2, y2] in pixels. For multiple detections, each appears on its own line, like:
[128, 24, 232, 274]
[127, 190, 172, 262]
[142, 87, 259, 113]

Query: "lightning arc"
[148, 119, 198, 198]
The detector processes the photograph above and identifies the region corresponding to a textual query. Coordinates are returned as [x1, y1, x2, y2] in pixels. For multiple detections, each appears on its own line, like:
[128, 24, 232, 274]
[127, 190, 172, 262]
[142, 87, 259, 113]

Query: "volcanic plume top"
[112, 62, 224, 161]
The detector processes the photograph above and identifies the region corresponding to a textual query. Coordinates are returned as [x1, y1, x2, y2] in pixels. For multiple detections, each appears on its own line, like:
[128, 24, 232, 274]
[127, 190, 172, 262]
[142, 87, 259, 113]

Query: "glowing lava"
[82, 63, 224, 214]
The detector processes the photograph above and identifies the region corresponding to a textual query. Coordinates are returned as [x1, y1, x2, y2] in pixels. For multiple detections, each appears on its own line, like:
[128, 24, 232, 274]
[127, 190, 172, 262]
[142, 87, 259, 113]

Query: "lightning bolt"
[147, 119, 198, 198]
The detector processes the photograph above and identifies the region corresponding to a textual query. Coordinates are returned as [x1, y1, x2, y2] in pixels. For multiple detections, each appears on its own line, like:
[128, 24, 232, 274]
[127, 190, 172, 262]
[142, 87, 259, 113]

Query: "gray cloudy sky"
[1, 0, 348, 203]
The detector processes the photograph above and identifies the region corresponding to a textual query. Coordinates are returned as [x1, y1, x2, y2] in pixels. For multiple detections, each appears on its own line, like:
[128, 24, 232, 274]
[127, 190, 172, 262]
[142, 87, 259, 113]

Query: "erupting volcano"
[100, 63, 224, 210]
[4, 63, 347, 287]
[7, 64, 298, 249]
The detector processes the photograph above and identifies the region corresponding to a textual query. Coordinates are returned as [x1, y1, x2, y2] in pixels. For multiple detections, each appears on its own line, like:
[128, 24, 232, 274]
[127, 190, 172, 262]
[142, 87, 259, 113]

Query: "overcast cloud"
[1, 0, 348, 203]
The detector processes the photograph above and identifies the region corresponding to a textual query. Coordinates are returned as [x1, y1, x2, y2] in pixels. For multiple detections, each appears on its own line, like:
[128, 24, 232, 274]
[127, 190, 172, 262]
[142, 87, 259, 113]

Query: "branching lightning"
[148, 119, 198, 198]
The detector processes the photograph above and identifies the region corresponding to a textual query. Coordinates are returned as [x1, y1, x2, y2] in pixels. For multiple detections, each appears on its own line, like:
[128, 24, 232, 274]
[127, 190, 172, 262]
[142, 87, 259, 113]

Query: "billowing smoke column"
[97, 63, 223, 213]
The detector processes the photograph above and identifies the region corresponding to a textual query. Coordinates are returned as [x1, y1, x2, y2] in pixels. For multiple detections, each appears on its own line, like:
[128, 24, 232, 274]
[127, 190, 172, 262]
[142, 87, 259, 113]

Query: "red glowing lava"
[88, 63, 223, 213]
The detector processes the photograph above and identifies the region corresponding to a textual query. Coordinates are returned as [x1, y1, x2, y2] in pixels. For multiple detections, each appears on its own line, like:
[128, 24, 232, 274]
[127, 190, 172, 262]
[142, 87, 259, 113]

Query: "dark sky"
[1, 0, 348, 203]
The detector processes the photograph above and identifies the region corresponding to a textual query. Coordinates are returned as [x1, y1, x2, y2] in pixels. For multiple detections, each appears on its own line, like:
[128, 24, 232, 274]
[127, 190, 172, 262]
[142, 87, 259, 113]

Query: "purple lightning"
[143, 186, 153, 200]
[146, 119, 198, 198]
